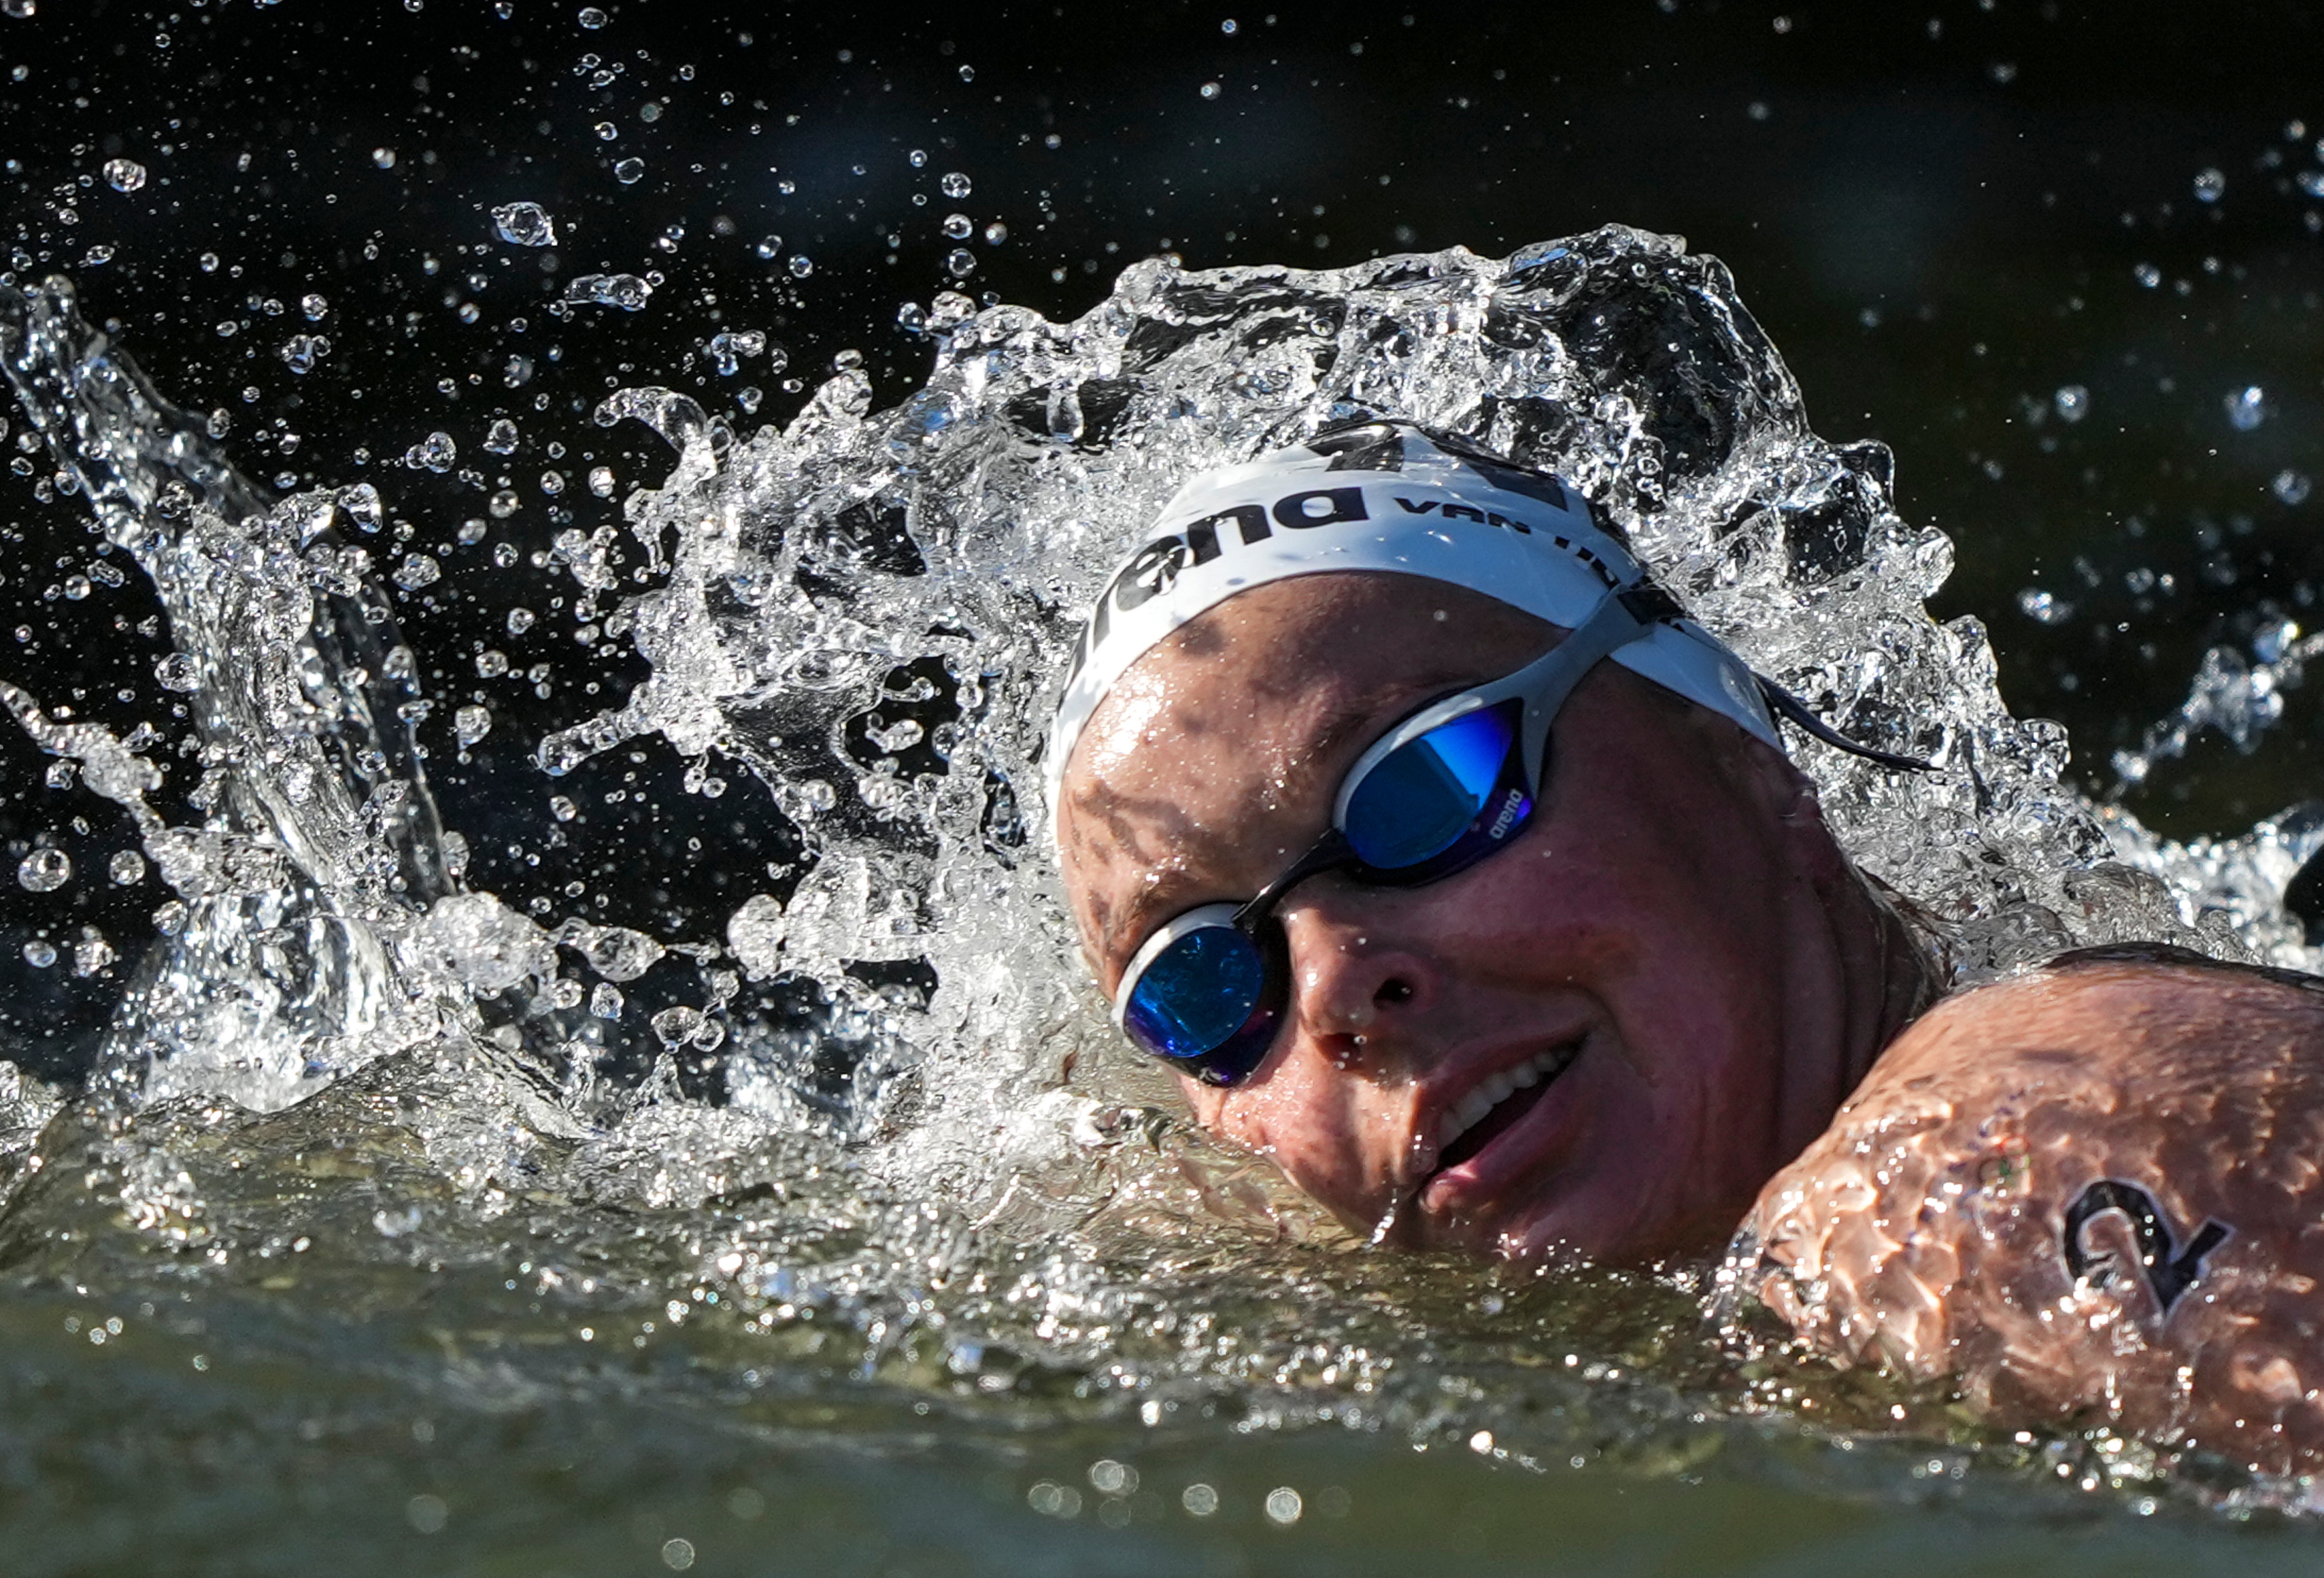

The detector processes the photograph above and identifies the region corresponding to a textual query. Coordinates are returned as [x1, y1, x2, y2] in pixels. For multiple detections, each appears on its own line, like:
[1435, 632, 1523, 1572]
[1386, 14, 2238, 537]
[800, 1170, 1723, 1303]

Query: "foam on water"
[3, 226, 2319, 1512]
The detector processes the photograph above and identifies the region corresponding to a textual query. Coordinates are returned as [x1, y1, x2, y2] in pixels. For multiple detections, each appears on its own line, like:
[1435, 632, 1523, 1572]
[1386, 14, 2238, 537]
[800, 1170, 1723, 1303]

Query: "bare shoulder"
[1873, 941, 2324, 1091]
[1738, 944, 2324, 1471]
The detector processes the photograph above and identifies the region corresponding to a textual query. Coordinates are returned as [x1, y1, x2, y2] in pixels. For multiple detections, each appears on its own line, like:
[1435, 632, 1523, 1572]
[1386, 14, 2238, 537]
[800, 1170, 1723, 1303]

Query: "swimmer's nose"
[1280, 906, 1435, 1050]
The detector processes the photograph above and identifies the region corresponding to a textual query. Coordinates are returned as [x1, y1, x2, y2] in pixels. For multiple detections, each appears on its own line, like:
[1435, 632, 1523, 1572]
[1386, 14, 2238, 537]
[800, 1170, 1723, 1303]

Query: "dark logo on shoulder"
[2062, 1178, 2230, 1317]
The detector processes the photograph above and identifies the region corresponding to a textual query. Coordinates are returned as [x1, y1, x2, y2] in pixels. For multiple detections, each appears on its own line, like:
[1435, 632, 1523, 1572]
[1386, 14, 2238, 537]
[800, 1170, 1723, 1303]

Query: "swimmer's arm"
[1736, 950, 2324, 1470]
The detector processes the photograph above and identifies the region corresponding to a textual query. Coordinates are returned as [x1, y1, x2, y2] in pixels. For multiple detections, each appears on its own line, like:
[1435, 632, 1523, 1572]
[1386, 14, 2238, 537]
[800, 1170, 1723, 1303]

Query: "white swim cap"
[1044, 422, 1781, 830]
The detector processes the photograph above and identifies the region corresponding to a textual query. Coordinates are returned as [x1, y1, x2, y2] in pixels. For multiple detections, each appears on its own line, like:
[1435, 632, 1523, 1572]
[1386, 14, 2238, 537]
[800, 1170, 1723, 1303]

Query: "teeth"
[1436, 1043, 1580, 1154]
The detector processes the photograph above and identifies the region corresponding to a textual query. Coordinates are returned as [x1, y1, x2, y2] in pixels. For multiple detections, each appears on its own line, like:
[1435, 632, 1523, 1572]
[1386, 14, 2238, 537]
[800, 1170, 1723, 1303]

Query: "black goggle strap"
[1231, 826, 1354, 931]
[1753, 677, 1937, 773]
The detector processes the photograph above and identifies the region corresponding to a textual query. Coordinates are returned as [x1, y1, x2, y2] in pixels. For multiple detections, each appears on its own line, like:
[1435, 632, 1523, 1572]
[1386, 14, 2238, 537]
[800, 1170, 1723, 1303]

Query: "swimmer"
[1050, 420, 2324, 1467]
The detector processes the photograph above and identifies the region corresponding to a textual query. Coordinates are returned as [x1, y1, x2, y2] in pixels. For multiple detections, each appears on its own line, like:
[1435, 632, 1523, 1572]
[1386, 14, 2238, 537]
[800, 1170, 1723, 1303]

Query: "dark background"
[0, 0, 2319, 1075]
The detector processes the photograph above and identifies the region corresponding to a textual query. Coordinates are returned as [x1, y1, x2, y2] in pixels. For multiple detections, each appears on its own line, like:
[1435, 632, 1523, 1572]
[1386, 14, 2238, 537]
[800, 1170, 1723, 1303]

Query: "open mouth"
[1430, 1040, 1583, 1177]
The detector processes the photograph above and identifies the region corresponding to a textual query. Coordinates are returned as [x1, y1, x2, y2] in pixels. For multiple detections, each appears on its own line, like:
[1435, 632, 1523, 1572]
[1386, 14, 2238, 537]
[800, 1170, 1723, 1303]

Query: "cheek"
[1457, 783, 1788, 1081]
[1179, 1069, 1391, 1204]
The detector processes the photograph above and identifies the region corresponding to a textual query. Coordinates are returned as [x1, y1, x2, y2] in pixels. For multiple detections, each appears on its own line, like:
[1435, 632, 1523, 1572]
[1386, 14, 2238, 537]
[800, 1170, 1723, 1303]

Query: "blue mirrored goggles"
[1112, 583, 1670, 1087]
[1108, 574, 1934, 1087]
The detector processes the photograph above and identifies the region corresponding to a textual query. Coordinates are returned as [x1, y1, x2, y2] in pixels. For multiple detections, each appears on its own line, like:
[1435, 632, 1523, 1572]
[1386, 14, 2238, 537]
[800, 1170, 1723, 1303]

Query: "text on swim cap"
[1064, 483, 1588, 689]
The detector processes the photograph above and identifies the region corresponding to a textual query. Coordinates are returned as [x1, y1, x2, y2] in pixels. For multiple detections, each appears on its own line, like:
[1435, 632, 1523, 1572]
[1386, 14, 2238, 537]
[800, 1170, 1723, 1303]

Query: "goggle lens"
[1120, 922, 1276, 1080]
[1118, 701, 1537, 1089]
[1342, 701, 1524, 870]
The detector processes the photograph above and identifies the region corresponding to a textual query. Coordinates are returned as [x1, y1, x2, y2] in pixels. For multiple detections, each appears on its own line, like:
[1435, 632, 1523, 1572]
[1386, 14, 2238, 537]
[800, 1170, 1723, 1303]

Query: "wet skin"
[1058, 574, 1932, 1262]
[1741, 948, 2324, 1474]
[1056, 572, 2324, 1458]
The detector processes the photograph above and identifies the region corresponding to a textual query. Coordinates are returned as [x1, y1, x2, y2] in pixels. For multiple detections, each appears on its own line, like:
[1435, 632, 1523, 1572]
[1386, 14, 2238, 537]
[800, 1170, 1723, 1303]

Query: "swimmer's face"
[1057, 574, 1895, 1263]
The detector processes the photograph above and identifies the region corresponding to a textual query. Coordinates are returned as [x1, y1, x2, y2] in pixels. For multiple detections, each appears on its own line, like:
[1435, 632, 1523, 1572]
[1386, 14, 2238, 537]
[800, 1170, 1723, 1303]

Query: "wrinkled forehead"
[1056, 574, 1556, 962]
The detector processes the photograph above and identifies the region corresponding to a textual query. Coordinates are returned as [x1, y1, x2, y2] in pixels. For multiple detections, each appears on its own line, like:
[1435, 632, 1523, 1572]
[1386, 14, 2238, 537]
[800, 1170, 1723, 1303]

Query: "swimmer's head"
[1049, 425, 1934, 1262]
[1043, 422, 1780, 837]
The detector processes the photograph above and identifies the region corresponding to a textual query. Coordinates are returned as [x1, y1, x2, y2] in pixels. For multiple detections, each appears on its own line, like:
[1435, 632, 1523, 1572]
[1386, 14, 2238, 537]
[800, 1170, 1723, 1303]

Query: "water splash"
[3, 227, 2314, 1516]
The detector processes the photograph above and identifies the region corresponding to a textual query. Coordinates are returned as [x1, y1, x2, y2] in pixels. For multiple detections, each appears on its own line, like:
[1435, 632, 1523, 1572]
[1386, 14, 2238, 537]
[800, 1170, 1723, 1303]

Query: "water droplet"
[109, 850, 145, 885]
[908, 148, 928, 168]
[2016, 588, 2073, 626]
[563, 272, 653, 309]
[588, 466, 616, 497]
[17, 848, 70, 893]
[577, 4, 608, 25]
[102, 158, 145, 193]
[491, 201, 558, 246]
[62, 574, 90, 600]
[945, 248, 976, 279]
[613, 157, 645, 185]
[942, 213, 972, 240]
[549, 794, 577, 822]
[454, 705, 493, 746]
[154, 652, 201, 691]
[983, 220, 1008, 245]
[594, 120, 618, 141]
[1221, 17, 1237, 32]
[404, 430, 458, 472]
[589, 982, 625, 1019]
[2, 1, 36, 17]
[1264, 1487, 1303, 1525]
[507, 607, 536, 635]
[373, 147, 396, 169]
[539, 470, 564, 495]
[21, 940, 54, 968]
[483, 418, 519, 454]
[2052, 384, 2089, 424]
[2193, 167, 2225, 203]
[1199, 81, 1221, 99]
[957, 64, 975, 82]
[651, 1006, 704, 1047]
[393, 554, 442, 590]
[2226, 385, 2267, 432]
[940, 171, 971, 199]
[2274, 469, 2313, 506]
[300, 293, 328, 320]
[788, 255, 813, 278]
[706, 329, 765, 375]
[754, 234, 784, 259]
[2133, 262, 2161, 288]
[278, 333, 329, 374]
[72, 928, 114, 977]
